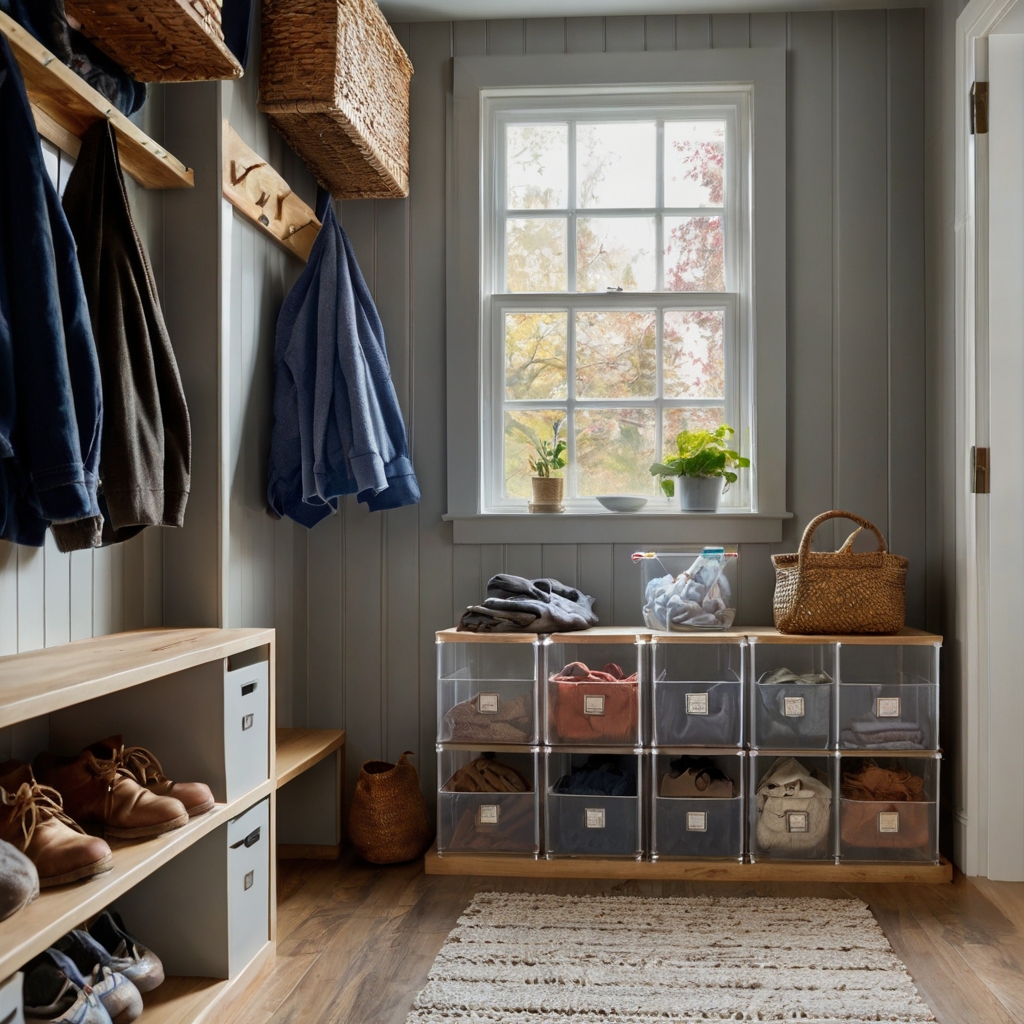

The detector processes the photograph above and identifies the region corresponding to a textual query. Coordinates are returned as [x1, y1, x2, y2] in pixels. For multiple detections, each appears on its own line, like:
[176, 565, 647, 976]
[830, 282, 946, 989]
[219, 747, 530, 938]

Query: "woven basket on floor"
[348, 752, 434, 864]
[65, 0, 242, 82]
[771, 510, 909, 635]
[258, 0, 412, 199]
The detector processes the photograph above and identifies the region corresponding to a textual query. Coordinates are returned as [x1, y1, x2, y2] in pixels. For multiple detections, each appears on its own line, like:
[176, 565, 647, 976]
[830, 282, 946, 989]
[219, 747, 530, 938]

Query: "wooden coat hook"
[222, 121, 321, 262]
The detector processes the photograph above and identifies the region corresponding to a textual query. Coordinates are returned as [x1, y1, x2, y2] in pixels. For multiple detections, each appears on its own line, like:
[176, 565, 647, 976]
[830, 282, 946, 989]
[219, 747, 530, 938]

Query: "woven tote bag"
[772, 510, 908, 635]
[348, 752, 434, 864]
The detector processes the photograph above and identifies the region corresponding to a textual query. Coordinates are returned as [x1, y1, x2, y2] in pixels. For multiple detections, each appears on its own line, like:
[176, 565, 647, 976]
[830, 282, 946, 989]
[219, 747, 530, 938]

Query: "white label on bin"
[585, 808, 606, 829]
[875, 697, 901, 718]
[477, 693, 499, 715]
[878, 811, 900, 834]
[478, 804, 499, 826]
[786, 811, 809, 833]
[784, 696, 805, 717]
[584, 694, 606, 716]
[686, 692, 709, 716]
[686, 811, 708, 832]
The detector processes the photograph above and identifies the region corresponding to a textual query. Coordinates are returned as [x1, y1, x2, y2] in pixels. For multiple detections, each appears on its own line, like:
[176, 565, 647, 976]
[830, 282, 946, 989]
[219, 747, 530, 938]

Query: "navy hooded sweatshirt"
[267, 191, 419, 526]
[0, 36, 102, 547]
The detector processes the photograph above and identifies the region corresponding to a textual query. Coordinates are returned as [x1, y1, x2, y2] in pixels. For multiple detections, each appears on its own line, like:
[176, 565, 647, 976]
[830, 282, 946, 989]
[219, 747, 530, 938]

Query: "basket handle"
[798, 510, 888, 560]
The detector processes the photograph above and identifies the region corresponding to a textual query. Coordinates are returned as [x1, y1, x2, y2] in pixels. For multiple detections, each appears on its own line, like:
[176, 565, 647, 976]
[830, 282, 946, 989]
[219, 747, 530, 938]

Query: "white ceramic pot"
[677, 475, 724, 512]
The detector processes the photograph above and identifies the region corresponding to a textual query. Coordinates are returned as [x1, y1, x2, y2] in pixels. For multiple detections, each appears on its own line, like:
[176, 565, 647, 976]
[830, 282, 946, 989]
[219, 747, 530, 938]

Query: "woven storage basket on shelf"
[348, 752, 434, 864]
[772, 510, 909, 635]
[65, 0, 242, 82]
[258, 0, 412, 199]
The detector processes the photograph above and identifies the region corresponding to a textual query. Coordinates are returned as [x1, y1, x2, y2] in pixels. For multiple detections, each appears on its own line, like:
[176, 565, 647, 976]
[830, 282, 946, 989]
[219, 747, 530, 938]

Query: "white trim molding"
[446, 50, 788, 540]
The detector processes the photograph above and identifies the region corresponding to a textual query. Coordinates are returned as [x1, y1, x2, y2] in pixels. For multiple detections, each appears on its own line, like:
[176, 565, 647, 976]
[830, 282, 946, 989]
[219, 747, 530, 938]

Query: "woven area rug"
[407, 892, 936, 1023]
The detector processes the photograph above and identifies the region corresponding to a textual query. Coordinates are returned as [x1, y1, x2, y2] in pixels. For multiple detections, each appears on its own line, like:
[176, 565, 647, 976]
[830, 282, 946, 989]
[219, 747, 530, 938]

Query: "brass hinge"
[972, 446, 990, 493]
[971, 81, 989, 135]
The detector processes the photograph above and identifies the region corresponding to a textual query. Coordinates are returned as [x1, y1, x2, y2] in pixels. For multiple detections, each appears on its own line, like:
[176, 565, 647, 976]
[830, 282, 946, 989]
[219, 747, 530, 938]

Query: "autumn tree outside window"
[482, 92, 752, 511]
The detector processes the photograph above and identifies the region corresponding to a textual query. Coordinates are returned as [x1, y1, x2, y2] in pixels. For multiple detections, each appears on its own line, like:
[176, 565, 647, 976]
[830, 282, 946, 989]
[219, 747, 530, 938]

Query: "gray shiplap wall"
[304, 11, 928, 800]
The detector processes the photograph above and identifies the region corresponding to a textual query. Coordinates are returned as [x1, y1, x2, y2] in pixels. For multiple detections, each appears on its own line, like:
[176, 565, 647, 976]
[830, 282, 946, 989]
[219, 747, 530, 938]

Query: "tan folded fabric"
[659, 768, 734, 799]
[443, 755, 530, 794]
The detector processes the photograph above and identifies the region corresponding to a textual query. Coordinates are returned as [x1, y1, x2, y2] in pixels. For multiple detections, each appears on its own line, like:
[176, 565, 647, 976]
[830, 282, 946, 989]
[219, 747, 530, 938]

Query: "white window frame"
[446, 51, 789, 544]
[483, 93, 750, 512]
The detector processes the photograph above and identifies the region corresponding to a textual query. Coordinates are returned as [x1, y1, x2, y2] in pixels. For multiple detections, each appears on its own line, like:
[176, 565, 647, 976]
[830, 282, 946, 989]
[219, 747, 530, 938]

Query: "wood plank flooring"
[225, 855, 1024, 1024]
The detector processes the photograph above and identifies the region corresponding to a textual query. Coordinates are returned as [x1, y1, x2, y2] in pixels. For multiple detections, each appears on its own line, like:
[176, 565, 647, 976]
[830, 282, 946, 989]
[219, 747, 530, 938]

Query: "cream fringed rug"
[407, 893, 936, 1023]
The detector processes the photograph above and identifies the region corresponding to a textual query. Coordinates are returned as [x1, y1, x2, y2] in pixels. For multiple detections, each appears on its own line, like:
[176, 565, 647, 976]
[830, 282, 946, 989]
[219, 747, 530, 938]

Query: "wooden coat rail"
[222, 122, 321, 262]
[0, 9, 194, 189]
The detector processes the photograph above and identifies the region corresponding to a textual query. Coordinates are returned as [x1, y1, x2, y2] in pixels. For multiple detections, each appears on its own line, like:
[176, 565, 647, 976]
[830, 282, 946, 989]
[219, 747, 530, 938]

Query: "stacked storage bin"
[543, 630, 646, 859]
[749, 634, 941, 865]
[435, 631, 541, 857]
[649, 634, 747, 861]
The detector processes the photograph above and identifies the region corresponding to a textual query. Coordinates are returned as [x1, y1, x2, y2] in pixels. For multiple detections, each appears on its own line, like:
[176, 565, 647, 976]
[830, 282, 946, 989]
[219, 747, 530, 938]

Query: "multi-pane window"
[483, 94, 751, 510]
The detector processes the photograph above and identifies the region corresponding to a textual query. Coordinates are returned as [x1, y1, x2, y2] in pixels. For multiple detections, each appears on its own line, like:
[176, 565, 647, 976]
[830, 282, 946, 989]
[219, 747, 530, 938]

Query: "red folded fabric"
[551, 661, 638, 742]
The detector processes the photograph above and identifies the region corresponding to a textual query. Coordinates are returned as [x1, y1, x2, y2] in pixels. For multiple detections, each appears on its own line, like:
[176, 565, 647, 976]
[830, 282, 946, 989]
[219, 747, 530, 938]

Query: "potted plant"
[649, 425, 750, 512]
[529, 422, 567, 513]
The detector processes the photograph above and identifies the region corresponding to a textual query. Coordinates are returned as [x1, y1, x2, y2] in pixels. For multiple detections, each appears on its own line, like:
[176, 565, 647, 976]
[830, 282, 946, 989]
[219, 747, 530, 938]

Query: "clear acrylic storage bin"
[436, 747, 540, 856]
[651, 751, 745, 860]
[838, 753, 940, 862]
[544, 631, 645, 746]
[544, 748, 644, 859]
[650, 636, 746, 747]
[750, 637, 836, 749]
[839, 642, 940, 751]
[436, 631, 540, 745]
[635, 549, 738, 631]
[749, 752, 837, 862]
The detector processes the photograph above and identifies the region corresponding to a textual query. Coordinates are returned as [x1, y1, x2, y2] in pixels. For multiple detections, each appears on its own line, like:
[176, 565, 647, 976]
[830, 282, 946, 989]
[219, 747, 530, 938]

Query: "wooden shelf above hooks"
[0, 10, 194, 190]
[222, 122, 321, 262]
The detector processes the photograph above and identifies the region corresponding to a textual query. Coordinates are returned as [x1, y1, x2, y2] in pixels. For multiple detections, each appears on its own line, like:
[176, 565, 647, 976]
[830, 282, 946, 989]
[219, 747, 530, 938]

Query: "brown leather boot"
[90, 737, 215, 818]
[34, 748, 189, 841]
[0, 761, 113, 887]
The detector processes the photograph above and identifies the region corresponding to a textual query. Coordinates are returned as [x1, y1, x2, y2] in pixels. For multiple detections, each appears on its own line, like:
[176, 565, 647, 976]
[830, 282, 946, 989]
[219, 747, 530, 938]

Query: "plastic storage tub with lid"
[634, 549, 738, 631]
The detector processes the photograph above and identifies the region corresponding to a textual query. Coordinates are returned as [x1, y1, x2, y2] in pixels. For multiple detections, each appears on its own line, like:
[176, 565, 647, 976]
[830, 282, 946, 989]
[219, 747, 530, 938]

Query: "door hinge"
[971, 81, 989, 135]
[972, 446, 990, 493]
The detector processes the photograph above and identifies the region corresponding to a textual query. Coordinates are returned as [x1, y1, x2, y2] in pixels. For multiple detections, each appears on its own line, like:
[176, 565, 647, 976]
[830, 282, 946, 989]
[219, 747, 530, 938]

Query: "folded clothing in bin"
[841, 719, 924, 750]
[755, 757, 831, 856]
[841, 760, 929, 849]
[443, 755, 530, 794]
[659, 756, 735, 799]
[443, 693, 532, 744]
[551, 662, 638, 743]
[553, 755, 637, 797]
[756, 667, 832, 741]
[444, 755, 534, 853]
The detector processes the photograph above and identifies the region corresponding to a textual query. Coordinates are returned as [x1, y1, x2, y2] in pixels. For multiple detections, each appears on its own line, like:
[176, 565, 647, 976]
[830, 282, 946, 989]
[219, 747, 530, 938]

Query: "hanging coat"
[0, 36, 102, 547]
[267, 191, 419, 527]
[50, 122, 191, 552]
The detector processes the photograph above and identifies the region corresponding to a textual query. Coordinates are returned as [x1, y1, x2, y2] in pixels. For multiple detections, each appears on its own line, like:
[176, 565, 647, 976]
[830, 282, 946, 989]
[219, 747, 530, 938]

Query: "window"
[483, 94, 750, 510]
[447, 52, 787, 540]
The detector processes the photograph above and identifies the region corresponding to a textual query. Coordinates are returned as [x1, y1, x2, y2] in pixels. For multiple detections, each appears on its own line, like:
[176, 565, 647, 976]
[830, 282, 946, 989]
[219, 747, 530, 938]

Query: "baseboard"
[277, 843, 342, 860]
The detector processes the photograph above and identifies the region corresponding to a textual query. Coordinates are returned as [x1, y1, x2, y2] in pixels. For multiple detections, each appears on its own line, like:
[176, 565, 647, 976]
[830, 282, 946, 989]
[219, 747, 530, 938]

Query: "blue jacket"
[0, 37, 102, 547]
[268, 192, 419, 526]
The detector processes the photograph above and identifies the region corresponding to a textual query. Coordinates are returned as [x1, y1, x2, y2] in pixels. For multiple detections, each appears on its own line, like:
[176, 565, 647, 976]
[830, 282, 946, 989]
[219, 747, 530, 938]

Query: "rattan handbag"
[348, 752, 434, 864]
[772, 511, 908, 635]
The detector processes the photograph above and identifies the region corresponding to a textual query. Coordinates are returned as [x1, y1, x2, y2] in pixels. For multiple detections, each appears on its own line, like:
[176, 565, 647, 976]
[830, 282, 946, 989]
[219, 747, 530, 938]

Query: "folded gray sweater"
[458, 574, 598, 634]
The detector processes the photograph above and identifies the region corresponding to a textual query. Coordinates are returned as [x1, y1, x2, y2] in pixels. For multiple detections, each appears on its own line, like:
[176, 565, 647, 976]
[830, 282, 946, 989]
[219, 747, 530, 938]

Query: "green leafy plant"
[650, 425, 750, 498]
[529, 421, 567, 478]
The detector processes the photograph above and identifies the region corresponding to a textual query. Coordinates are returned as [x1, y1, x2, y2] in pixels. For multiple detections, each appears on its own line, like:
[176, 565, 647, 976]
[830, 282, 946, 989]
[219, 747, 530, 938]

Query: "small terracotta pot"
[530, 475, 564, 513]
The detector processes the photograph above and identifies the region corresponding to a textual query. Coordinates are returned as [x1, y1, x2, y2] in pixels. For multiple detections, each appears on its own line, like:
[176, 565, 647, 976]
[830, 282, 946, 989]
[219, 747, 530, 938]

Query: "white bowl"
[596, 495, 648, 513]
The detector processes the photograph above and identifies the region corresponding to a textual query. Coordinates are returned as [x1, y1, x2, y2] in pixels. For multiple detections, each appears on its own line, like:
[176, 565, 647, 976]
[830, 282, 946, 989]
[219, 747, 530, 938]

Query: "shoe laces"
[109, 743, 168, 788]
[1, 778, 86, 850]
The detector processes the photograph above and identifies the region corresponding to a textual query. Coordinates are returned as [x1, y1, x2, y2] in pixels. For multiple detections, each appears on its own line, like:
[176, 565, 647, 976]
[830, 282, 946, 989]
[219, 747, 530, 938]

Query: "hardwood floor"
[226, 854, 1024, 1024]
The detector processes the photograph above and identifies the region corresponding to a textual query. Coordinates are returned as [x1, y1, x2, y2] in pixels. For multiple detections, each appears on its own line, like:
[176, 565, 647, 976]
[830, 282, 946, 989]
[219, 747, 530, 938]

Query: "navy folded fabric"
[553, 756, 637, 797]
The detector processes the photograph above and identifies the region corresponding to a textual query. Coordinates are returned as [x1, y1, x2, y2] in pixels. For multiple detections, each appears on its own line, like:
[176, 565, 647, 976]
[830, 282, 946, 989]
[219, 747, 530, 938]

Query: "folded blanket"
[841, 762, 925, 802]
[458, 575, 598, 634]
[442, 692, 532, 744]
[841, 723, 924, 750]
[553, 755, 637, 797]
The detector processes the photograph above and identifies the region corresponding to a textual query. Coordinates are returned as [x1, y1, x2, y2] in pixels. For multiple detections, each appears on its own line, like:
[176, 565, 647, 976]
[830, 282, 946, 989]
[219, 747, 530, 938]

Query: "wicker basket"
[348, 752, 434, 864]
[65, 0, 243, 82]
[258, 0, 412, 199]
[771, 510, 909, 635]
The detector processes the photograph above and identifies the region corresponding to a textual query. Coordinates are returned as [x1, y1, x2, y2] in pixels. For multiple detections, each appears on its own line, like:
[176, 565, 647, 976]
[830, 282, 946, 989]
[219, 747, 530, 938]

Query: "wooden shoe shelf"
[0, 627, 314, 1024]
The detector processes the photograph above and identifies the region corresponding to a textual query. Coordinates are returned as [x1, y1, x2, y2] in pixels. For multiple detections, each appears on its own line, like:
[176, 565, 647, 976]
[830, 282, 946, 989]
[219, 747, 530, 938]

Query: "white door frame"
[955, 0, 1024, 879]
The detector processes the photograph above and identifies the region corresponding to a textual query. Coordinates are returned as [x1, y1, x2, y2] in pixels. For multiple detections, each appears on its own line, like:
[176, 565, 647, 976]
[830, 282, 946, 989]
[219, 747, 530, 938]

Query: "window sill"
[443, 511, 792, 545]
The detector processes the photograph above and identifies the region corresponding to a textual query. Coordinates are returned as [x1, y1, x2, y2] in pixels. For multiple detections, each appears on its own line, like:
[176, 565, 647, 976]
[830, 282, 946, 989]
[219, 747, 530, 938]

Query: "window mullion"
[566, 306, 577, 499]
[568, 121, 578, 293]
[656, 119, 665, 294]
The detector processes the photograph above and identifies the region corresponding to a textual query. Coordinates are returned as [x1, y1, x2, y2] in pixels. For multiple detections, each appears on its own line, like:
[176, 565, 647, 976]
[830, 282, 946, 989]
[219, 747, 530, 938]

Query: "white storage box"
[227, 797, 271, 976]
[224, 650, 271, 802]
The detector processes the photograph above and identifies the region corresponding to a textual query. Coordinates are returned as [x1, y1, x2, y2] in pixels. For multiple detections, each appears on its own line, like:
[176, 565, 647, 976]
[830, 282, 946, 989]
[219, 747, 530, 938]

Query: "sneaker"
[88, 911, 165, 994]
[0, 837, 39, 920]
[89, 737, 215, 818]
[52, 931, 143, 1023]
[34, 748, 188, 840]
[0, 762, 113, 887]
[22, 948, 112, 1023]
